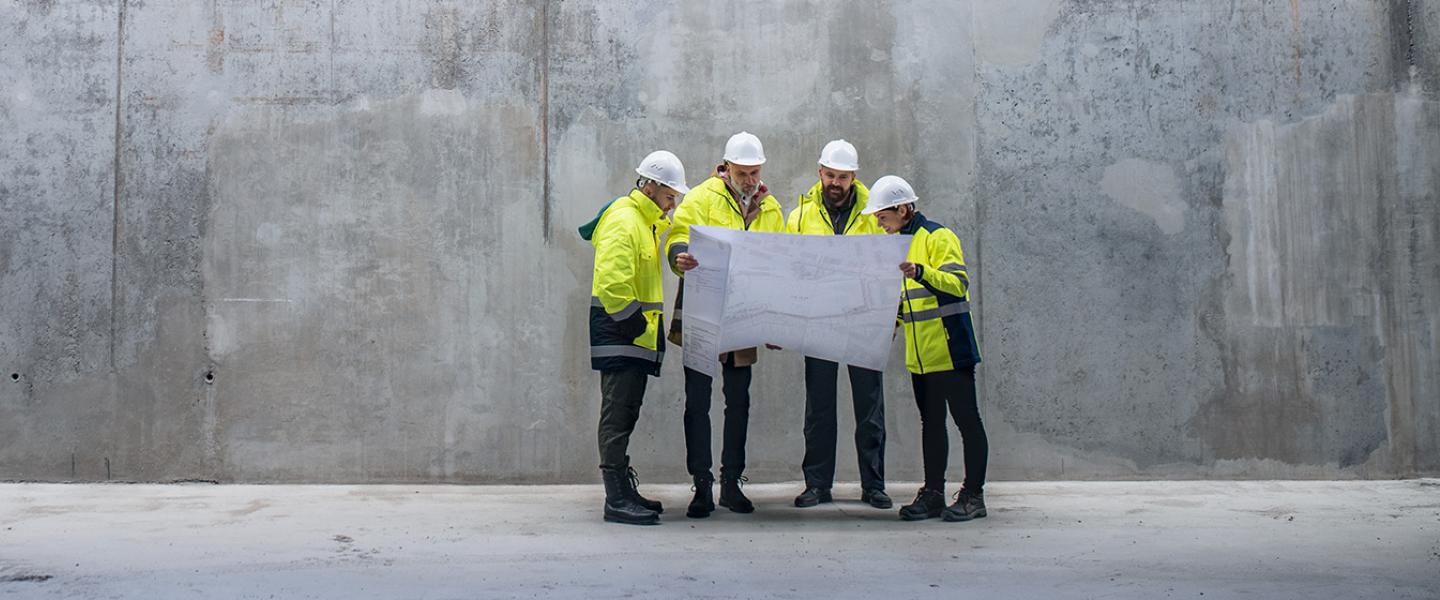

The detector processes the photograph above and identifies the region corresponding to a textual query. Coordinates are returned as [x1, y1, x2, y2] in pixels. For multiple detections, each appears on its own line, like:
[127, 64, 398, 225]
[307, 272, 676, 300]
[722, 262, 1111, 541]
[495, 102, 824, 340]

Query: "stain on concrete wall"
[1100, 158, 1185, 235]
[1, 0, 1436, 483]
[973, 0, 1062, 67]
[1202, 95, 1416, 470]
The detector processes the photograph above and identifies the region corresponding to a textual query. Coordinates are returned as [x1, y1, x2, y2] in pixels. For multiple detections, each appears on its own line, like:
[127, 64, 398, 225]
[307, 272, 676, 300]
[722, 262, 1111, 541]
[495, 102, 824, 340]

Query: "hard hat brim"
[725, 158, 766, 167]
[635, 166, 690, 194]
[818, 160, 859, 172]
[860, 198, 916, 215]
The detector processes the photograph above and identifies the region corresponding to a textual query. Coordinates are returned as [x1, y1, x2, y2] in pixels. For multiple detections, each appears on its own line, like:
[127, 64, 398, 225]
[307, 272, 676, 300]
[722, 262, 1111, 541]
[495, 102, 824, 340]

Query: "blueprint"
[681, 226, 913, 378]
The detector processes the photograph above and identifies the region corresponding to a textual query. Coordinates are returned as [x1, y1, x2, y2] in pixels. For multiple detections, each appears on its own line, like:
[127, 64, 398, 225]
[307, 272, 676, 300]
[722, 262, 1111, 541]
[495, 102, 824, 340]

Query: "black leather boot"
[601, 467, 659, 525]
[687, 474, 715, 518]
[942, 488, 987, 522]
[718, 475, 754, 513]
[899, 487, 945, 521]
[624, 461, 663, 514]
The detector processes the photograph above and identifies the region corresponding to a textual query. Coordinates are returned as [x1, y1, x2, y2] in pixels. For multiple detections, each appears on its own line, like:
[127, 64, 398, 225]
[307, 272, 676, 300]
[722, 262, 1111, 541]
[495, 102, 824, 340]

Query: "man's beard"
[824, 185, 847, 205]
[736, 183, 758, 205]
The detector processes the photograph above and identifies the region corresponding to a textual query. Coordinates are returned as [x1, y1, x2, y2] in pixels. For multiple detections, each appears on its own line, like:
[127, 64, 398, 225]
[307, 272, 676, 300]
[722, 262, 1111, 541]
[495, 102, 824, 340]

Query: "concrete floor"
[0, 480, 1436, 599]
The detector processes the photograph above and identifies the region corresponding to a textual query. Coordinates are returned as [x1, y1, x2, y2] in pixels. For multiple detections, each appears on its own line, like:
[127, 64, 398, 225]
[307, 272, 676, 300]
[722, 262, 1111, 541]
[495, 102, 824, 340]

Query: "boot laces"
[953, 488, 980, 505]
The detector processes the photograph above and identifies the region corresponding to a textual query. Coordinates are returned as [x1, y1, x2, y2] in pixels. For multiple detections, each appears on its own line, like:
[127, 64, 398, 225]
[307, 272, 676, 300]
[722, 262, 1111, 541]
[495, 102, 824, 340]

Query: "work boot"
[625, 464, 664, 514]
[793, 486, 833, 508]
[860, 488, 893, 509]
[718, 475, 754, 513]
[898, 487, 945, 521]
[600, 467, 659, 526]
[687, 474, 715, 519]
[942, 488, 987, 522]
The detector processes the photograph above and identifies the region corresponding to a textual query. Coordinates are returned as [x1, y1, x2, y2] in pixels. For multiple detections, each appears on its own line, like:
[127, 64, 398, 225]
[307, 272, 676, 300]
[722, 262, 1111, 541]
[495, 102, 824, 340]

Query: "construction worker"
[786, 140, 892, 511]
[579, 150, 693, 526]
[862, 175, 989, 523]
[666, 132, 786, 518]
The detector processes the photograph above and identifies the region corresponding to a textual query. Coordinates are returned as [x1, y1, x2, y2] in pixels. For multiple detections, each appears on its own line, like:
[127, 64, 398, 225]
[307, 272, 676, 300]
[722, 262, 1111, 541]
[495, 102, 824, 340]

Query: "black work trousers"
[800, 357, 886, 491]
[682, 355, 752, 480]
[911, 367, 988, 493]
[598, 368, 649, 470]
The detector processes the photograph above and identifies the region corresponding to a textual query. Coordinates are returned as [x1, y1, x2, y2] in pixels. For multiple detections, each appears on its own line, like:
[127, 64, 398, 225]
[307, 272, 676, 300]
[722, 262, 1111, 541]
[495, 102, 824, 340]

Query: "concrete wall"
[1, 0, 1436, 484]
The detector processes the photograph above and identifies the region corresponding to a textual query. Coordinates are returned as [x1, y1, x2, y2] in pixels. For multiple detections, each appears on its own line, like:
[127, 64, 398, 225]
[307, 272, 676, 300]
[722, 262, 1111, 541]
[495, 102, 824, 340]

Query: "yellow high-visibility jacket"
[896, 211, 981, 374]
[666, 175, 785, 273]
[585, 189, 669, 375]
[785, 181, 883, 236]
[664, 175, 785, 366]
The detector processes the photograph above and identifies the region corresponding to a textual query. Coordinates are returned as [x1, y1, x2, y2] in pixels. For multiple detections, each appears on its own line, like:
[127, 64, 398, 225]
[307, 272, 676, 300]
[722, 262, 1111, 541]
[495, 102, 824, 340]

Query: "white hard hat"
[860, 175, 918, 214]
[818, 139, 859, 171]
[635, 150, 690, 194]
[723, 131, 767, 166]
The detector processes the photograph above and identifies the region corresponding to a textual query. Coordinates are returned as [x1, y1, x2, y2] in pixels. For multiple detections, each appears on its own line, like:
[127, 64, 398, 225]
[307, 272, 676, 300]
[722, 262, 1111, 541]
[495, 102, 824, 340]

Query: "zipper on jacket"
[726, 195, 755, 231]
[819, 198, 855, 235]
[903, 284, 925, 374]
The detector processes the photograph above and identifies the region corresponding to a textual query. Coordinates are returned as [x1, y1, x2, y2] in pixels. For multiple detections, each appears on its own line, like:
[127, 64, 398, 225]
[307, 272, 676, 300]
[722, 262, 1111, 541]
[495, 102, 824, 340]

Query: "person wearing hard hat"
[785, 140, 892, 511]
[862, 175, 988, 523]
[578, 150, 693, 526]
[665, 132, 786, 519]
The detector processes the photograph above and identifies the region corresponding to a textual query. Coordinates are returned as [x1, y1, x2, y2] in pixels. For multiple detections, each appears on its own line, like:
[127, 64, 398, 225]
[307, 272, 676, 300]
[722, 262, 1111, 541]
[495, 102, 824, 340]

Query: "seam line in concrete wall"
[540, 0, 551, 243]
[109, 0, 127, 370]
[968, 5, 985, 351]
[1406, 0, 1416, 69]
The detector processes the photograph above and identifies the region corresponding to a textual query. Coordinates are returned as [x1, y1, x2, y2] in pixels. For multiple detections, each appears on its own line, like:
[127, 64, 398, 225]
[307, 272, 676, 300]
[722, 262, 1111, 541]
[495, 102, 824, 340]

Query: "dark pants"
[683, 355, 752, 479]
[598, 368, 649, 470]
[911, 368, 988, 493]
[800, 357, 886, 491]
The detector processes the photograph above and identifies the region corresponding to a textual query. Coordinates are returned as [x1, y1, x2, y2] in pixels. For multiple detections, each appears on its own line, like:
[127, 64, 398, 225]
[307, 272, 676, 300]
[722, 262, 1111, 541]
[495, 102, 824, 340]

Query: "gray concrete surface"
[1, 1, 1437, 484]
[0, 480, 1437, 599]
